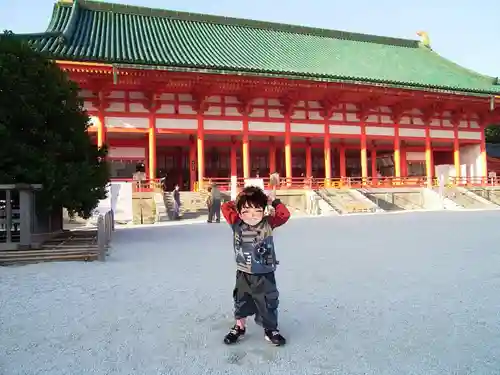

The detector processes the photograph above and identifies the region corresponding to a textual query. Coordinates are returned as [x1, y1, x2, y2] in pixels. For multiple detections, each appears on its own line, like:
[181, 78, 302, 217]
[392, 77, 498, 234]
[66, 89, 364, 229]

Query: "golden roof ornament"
[416, 31, 431, 49]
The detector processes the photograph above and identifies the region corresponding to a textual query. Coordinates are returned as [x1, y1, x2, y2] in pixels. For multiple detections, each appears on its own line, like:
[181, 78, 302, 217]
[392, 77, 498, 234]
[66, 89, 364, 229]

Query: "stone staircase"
[154, 192, 169, 222]
[316, 188, 380, 214]
[361, 187, 426, 211]
[465, 187, 500, 206]
[437, 187, 499, 209]
[0, 229, 100, 265]
[155, 191, 215, 221]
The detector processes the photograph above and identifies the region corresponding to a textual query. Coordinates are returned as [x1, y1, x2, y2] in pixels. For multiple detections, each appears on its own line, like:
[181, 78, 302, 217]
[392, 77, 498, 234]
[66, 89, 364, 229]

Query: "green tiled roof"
[27, 0, 500, 94]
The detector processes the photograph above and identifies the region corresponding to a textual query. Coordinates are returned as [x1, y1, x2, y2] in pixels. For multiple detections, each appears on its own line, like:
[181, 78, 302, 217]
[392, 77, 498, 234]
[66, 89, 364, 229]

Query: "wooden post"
[305, 138, 312, 178]
[453, 129, 461, 182]
[324, 125, 331, 183]
[189, 136, 196, 191]
[360, 124, 368, 180]
[425, 126, 433, 186]
[269, 136, 276, 173]
[230, 137, 238, 178]
[242, 119, 250, 179]
[284, 115, 292, 182]
[148, 113, 156, 180]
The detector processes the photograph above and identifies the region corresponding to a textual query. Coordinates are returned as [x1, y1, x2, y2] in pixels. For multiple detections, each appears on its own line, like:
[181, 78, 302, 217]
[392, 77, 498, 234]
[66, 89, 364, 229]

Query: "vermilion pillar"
[148, 113, 156, 180]
[189, 136, 196, 191]
[242, 118, 250, 179]
[197, 114, 205, 185]
[230, 137, 237, 178]
[401, 143, 407, 177]
[269, 136, 276, 174]
[394, 126, 401, 178]
[339, 143, 347, 178]
[284, 116, 292, 182]
[453, 129, 461, 181]
[324, 124, 331, 182]
[360, 125, 368, 179]
[97, 112, 106, 148]
[371, 148, 377, 180]
[425, 126, 433, 185]
[480, 129, 487, 179]
[305, 138, 312, 178]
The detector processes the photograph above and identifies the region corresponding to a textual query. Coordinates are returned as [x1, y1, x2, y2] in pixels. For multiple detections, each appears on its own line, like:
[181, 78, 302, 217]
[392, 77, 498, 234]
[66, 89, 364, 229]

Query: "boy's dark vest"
[232, 218, 278, 274]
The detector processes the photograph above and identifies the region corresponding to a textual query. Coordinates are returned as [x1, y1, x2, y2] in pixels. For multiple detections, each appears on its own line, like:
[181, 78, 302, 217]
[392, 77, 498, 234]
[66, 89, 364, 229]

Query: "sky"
[0, 0, 498, 78]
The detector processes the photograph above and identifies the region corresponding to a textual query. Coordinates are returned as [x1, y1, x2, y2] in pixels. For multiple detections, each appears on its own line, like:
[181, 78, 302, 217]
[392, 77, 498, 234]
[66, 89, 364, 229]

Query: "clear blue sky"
[0, 0, 498, 77]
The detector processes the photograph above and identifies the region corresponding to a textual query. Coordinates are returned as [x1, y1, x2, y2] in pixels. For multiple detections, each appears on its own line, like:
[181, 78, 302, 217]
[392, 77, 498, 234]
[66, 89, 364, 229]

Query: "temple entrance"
[157, 146, 190, 191]
[205, 146, 231, 178]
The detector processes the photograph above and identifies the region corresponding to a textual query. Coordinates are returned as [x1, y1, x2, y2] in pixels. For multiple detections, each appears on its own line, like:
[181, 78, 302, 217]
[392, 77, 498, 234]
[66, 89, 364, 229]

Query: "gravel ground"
[1, 210, 500, 375]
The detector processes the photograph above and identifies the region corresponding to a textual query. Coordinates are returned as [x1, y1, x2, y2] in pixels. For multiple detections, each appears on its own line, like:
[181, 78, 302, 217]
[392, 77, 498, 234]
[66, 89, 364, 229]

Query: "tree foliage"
[485, 124, 500, 144]
[0, 31, 109, 218]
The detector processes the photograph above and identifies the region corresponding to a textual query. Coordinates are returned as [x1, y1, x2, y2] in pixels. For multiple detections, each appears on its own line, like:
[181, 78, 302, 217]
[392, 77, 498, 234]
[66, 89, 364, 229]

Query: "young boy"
[221, 186, 290, 346]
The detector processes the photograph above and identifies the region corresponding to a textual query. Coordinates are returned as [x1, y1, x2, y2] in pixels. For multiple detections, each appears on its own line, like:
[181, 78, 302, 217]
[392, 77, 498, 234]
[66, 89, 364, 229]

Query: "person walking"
[207, 183, 221, 223]
[172, 184, 181, 220]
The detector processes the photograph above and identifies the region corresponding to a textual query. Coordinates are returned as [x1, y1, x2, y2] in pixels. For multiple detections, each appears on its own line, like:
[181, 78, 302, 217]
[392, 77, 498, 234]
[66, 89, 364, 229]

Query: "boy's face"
[239, 203, 264, 227]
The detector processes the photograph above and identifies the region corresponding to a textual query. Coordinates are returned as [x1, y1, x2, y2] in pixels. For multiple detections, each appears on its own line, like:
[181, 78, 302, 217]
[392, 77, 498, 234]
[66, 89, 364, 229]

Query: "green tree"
[485, 124, 500, 144]
[0, 31, 109, 218]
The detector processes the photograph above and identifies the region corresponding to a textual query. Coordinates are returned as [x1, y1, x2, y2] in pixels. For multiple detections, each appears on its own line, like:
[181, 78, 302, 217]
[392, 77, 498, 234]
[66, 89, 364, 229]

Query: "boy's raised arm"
[221, 201, 239, 225]
[268, 199, 290, 229]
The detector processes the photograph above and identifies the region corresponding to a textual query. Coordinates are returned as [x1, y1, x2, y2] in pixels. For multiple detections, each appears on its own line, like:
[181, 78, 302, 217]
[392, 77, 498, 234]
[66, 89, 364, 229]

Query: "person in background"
[206, 185, 213, 221]
[132, 162, 146, 186]
[269, 171, 279, 191]
[160, 173, 168, 193]
[207, 183, 221, 223]
[172, 184, 181, 220]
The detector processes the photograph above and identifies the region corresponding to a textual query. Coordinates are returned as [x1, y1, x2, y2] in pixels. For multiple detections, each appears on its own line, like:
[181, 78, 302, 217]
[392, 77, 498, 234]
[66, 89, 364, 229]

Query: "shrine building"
[26, 0, 500, 190]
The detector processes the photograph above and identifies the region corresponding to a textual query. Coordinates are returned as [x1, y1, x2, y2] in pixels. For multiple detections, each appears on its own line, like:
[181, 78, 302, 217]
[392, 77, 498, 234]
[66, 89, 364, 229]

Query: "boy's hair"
[236, 186, 268, 213]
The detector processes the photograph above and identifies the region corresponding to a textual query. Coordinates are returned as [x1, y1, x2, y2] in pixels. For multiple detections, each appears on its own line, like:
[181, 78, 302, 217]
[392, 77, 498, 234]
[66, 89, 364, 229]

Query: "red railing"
[109, 175, 500, 193]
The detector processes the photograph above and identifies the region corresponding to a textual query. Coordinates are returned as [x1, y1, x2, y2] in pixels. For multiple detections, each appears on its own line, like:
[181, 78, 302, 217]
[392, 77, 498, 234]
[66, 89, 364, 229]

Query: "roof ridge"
[421, 47, 498, 86]
[58, 0, 420, 48]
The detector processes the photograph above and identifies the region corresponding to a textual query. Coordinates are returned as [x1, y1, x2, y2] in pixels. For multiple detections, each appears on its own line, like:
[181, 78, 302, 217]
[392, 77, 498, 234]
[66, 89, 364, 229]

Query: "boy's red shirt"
[221, 200, 290, 228]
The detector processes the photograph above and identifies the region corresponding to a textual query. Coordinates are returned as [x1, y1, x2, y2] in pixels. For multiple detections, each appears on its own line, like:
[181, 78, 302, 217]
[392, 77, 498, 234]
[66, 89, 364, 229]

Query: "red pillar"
[394, 126, 401, 179]
[242, 119, 250, 179]
[425, 126, 433, 186]
[148, 112, 156, 180]
[269, 136, 276, 174]
[480, 128, 487, 180]
[339, 143, 346, 178]
[97, 112, 106, 148]
[371, 148, 377, 182]
[176, 148, 182, 187]
[285, 115, 292, 183]
[453, 128, 461, 182]
[305, 138, 312, 178]
[324, 124, 331, 184]
[189, 136, 196, 191]
[95, 90, 108, 149]
[230, 136, 237, 178]
[401, 143, 407, 177]
[197, 114, 205, 187]
[360, 124, 368, 180]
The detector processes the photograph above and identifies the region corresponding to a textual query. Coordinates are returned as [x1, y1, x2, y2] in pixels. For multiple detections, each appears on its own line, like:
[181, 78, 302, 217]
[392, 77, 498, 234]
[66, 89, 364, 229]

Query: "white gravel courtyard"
[1, 210, 500, 375]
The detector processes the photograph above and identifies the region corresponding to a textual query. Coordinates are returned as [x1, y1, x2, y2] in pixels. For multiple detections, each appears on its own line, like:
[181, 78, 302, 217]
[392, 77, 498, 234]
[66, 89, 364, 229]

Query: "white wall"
[108, 147, 146, 159]
[459, 144, 483, 178]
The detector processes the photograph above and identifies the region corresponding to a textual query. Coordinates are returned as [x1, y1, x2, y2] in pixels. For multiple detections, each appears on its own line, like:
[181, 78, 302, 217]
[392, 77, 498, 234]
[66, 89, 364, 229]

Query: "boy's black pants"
[233, 270, 279, 331]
